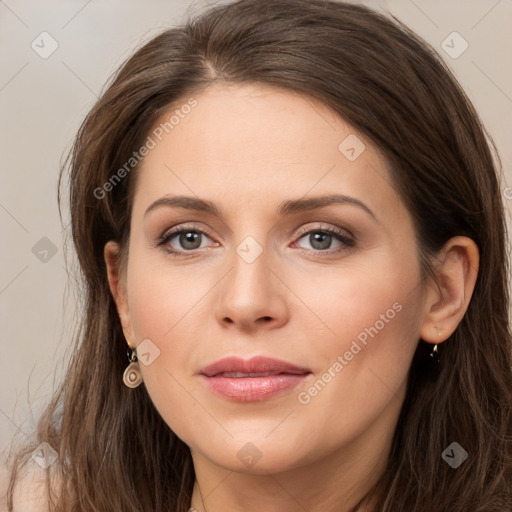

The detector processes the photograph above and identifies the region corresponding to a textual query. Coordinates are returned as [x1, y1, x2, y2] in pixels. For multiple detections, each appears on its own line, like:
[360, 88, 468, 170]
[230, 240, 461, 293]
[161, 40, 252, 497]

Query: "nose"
[214, 241, 289, 333]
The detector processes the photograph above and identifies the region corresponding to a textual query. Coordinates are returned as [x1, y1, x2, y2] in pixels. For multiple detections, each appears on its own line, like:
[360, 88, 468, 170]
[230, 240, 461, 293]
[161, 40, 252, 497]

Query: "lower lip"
[201, 374, 310, 402]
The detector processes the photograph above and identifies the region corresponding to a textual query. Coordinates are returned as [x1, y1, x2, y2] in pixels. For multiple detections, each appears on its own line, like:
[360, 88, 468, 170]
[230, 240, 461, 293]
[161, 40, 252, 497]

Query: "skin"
[105, 82, 479, 512]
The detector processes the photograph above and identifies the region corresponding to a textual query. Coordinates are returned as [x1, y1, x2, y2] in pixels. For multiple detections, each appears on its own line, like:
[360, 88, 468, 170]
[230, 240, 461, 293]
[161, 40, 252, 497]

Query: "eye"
[293, 225, 355, 253]
[156, 223, 355, 257]
[157, 225, 216, 255]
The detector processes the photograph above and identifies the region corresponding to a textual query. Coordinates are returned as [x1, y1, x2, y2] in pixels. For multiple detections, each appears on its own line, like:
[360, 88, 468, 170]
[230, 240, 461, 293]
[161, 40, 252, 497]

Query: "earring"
[123, 345, 143, 388]
[428, 343, 440, 364]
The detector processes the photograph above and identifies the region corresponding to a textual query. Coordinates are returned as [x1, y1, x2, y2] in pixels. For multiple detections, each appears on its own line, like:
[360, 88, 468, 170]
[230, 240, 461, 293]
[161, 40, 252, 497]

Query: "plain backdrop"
[1, 0, 511, 496]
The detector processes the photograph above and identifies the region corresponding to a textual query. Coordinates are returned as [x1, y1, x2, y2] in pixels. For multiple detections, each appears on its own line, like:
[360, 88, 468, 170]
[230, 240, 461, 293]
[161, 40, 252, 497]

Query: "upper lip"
[200, 356, 311, 377]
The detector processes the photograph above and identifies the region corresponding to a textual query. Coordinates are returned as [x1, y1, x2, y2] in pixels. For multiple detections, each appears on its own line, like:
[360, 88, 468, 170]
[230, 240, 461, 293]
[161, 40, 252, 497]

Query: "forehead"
[132, 82, 400, 221]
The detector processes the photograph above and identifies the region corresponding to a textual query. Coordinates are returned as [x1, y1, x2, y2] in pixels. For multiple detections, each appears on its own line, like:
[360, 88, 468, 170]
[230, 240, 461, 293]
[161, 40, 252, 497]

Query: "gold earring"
[123, 345, 143, 388]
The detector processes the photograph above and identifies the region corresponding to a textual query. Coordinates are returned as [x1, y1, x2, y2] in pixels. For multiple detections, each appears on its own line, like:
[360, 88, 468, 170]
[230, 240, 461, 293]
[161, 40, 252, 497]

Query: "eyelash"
[156, 223, 356, 258]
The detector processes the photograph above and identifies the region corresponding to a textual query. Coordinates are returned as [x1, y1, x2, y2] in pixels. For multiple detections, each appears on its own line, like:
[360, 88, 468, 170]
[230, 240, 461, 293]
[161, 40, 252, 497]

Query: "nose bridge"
[214, 231, 289, 331]
[228, 234, 272, 306]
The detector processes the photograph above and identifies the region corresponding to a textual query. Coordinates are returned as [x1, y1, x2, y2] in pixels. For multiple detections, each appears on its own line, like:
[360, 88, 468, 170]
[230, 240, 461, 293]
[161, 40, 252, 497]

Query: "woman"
[6, 0, 511, 510]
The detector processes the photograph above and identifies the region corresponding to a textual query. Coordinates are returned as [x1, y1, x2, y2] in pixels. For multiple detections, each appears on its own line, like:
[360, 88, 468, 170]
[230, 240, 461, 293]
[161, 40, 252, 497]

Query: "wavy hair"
[6, 0, 512, 510]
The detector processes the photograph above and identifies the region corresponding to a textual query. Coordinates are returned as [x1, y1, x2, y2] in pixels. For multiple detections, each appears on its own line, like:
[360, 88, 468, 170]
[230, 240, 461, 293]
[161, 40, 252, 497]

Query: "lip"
[200, 356, 311, 377]
[199, 356, 312, 402]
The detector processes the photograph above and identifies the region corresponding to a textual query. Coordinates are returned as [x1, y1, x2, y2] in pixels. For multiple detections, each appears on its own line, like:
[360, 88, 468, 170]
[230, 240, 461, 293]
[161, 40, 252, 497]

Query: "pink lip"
[200, 356, 311, 376]
[199, 356, 312, 402]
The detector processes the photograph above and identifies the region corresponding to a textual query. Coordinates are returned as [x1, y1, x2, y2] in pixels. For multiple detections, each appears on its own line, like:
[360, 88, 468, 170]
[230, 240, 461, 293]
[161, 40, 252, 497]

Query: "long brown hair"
[7, 0, 512, 510]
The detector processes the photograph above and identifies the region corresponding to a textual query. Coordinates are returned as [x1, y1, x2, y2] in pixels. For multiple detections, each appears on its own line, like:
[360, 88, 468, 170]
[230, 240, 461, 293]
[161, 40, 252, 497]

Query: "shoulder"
[1, 465, 53, 512]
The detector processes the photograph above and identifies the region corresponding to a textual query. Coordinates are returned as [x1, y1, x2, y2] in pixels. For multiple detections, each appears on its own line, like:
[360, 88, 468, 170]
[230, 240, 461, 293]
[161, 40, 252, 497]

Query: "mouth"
[214, 371, 304, 377]
[199, 356, 312, 402]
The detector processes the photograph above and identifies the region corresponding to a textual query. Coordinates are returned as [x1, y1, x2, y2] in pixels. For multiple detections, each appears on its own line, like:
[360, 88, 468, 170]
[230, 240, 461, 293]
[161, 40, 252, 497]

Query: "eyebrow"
[144, 194, 378, 222]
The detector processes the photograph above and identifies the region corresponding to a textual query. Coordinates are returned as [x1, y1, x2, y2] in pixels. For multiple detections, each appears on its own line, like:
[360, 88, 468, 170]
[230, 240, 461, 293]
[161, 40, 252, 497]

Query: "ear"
[420, 236, 479, 344]
[104, 241, 136, 347]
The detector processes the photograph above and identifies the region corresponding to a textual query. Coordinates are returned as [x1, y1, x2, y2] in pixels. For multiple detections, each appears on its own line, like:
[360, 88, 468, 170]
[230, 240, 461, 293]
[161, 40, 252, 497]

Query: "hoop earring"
[428, 343, 440, 364]
[123, 345, 143, 388]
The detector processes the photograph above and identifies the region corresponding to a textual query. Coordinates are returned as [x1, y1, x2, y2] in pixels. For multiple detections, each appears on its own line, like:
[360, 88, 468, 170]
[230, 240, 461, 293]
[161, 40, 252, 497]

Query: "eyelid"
[156, 223, 216, 248]
[291, 223, 356, 254]
[293, 222, 355, 240]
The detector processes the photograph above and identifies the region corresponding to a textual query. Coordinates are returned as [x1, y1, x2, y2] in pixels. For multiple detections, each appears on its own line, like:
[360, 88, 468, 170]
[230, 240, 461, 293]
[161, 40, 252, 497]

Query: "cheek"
[124, 254, 219, 421]
[126, 253, 211, 343]
[124, 257, 208, 440]
[298, 264, 421, 429]
[297, 249, 421, 352]
[293, 252, 422, 406]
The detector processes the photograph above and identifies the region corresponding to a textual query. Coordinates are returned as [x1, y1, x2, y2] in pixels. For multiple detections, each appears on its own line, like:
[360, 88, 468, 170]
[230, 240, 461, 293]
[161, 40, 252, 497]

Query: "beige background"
[1, 0, 511, 493]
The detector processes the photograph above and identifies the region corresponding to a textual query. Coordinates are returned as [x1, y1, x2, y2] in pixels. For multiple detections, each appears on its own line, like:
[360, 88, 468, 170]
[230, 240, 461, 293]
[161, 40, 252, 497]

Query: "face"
[111, 82, 429, 475]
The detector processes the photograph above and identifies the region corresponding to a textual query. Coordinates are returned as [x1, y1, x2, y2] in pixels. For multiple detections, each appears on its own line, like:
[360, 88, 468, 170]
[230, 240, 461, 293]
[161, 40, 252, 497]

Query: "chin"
[192, 436, 318, 475]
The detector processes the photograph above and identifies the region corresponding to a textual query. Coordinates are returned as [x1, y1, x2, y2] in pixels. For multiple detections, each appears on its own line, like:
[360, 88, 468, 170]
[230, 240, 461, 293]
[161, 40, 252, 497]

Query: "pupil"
[311, 232, 331, 250]
[181, 231, 201, 249]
